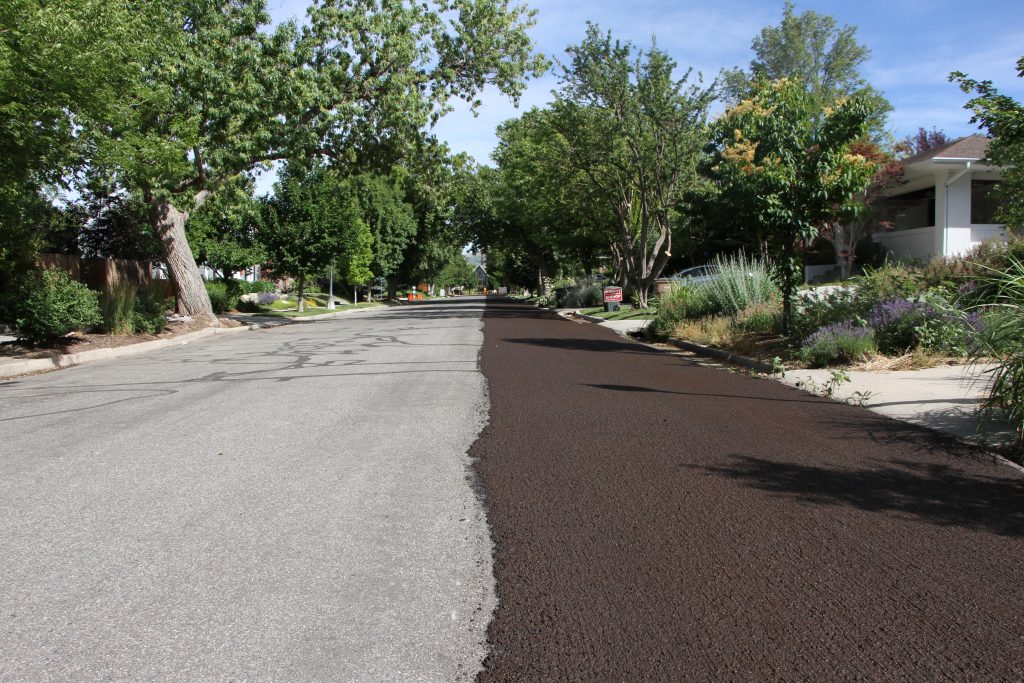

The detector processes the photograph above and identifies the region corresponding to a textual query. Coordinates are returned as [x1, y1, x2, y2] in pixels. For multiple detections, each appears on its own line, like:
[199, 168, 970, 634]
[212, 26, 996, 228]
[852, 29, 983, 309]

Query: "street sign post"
[603, 286, 623, 312]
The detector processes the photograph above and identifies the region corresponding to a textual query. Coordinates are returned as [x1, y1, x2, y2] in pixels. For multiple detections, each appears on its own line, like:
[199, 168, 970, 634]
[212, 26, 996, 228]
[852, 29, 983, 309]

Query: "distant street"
[0, 299, 493, 680]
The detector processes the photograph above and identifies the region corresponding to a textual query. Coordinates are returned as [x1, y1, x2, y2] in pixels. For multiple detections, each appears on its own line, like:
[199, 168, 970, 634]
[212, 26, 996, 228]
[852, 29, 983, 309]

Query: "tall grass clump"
[651, 282, 715, 335]
[703, 251, 778, 316]
[969, 253, 1024, 452]
[100, 283, 169, 335]
[100, 283, 138, 335]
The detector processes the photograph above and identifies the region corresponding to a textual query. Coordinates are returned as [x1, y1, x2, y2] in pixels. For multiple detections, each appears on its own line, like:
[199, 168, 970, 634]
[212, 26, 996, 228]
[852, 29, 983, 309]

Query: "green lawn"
[579, 306, 657, 321]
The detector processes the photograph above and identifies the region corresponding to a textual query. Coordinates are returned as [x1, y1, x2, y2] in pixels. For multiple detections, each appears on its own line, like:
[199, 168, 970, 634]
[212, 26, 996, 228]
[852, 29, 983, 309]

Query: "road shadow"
[689, 453, 1024, 537]
[507, 337, 659, 355]
[583, 383, 841, 405]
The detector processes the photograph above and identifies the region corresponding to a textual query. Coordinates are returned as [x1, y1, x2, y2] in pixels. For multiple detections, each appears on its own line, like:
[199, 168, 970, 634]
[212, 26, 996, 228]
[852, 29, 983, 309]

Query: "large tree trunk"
[296, 274, 306, 312]
[153, 198, 216, 325]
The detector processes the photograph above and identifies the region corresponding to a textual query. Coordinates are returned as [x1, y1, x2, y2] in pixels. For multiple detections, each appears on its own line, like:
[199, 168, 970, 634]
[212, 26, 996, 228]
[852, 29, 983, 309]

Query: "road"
[0, 299, 494, 680]
[473, 298, 1023, 681]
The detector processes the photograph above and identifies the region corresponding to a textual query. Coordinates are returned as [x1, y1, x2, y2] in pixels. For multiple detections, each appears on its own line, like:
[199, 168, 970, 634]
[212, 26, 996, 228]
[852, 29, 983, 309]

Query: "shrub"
[791, 287, 859, 340]
[800, 321, 875, 367]
[852, 263, 925, 308]
[9, 268, 101, 343]
[132, 284, 169, 334]
[204, 281, 237, 314]
[703, 251, 778, 316]
[241, 280, 276, 294]
[866, 298, 933, 354]
[557, 282, 603, 308]
[651, 283, 717, 335]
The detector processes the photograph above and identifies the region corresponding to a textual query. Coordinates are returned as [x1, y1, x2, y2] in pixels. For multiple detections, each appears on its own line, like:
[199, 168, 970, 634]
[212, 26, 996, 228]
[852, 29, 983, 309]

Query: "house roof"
[901, 134, 990, 166]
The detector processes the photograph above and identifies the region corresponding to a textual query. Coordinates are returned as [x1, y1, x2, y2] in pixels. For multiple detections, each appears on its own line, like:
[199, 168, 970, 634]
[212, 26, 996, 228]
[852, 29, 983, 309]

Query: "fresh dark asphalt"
[472, 298, 1024, 681]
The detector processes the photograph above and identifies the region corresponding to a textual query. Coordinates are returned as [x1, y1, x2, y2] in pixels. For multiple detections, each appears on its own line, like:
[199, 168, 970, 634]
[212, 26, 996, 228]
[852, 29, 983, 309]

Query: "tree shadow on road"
[583, 383, 840, 405]
[506, 337, 659, 355]
[690, 452, 1024, 537]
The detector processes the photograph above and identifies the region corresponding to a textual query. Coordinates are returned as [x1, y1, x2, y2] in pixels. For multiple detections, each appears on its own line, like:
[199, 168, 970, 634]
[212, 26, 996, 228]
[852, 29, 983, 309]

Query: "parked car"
[669, 265, 718, 286]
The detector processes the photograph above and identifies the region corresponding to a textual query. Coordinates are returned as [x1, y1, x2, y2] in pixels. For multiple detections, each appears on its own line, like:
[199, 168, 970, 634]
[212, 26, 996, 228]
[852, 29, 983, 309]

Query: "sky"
[264, 0, 1024, 167]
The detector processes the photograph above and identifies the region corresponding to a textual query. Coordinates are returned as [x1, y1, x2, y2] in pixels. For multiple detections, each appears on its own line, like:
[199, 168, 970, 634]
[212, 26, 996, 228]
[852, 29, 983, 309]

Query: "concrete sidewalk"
[565, 308, 1020, 462]
[779, 364, 1020, 458]
[566, 310, 650, 336]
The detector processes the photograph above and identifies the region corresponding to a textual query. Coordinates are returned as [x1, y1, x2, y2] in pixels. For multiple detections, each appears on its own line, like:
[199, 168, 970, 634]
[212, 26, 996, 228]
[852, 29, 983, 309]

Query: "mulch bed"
[0, 317, 243, 360]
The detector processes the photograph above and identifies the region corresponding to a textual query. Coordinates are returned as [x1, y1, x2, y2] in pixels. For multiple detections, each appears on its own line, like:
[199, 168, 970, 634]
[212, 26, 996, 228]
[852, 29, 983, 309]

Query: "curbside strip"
[0, 324, 266, 380]
[666, 338, 776, 374]
[0, 303, 399, 380]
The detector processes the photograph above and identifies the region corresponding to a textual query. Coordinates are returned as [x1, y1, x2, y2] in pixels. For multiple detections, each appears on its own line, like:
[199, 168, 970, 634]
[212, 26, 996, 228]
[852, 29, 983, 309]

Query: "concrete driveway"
[0, 299, 494, 681]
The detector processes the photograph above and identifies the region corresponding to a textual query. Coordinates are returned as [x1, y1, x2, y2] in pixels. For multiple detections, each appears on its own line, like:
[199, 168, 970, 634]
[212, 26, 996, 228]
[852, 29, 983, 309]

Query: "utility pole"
[327, 266, 336, 309]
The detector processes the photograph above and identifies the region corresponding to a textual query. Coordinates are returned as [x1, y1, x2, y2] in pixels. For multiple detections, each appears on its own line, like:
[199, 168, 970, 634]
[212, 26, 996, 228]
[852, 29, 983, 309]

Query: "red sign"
[603, 286, 623, 303]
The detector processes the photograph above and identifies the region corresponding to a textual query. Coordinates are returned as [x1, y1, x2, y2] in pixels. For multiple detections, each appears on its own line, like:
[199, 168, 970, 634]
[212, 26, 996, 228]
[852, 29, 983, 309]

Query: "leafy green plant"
[204, 281, 237, 314]
[9, 268, 101, 343]
[967, 254, 1024, 451]
[131, 284, 169, 334]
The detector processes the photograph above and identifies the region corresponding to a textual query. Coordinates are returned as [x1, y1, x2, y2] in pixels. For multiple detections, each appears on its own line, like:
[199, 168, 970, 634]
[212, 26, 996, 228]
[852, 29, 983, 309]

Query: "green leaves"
[709, 78, 875, 330]
[952, 56, 1024, 232]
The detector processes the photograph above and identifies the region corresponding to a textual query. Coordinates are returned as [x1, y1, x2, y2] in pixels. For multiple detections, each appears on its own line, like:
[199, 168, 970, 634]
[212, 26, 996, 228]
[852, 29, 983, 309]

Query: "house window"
[971, 180, 1003, 224]
[883, 187, 935, 230]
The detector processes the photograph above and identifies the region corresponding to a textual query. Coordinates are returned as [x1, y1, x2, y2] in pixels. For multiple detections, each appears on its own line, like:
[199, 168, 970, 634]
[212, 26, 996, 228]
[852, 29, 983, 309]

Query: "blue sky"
[265, 0, 1024, 166]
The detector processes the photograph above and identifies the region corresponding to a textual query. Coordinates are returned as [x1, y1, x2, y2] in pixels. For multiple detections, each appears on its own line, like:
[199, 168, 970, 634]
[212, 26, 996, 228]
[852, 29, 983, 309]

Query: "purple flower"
[867, 298, 934, 330]
[258, 292, 280, 305]
[957, 281, 978, 297]
[803, 321, 873, 348]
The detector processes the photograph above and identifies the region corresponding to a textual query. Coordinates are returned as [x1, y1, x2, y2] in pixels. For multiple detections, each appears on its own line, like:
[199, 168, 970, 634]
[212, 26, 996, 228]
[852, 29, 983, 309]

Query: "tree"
[336, 216, 374, 298]
[0, 0, 158, 293]
[350, 174, 417, 284]
[905, 127, 951, 156]
[186, 179, 265, 280]
[708, 78, 876, 331]
[487, 110, 612, 291]
[436, 256, 477, 290]
[87, 0, 546, 324]
[263, 165, 356, 312]
[952, 57, 1024, 231]
[820, 140, 904, 279]
[722, 1, 890, 131]
[548, 26, 714, 306]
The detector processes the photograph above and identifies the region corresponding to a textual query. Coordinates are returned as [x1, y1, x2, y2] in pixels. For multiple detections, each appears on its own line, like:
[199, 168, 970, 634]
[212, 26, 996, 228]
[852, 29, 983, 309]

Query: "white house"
[872, 134, 1007, 261]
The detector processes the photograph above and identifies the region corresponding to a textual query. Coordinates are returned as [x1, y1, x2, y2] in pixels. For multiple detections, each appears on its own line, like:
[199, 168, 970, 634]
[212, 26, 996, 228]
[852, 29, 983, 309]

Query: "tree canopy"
[722, 1, 890, 131]
[952, 57, 1024, 231]
[707, 77, 876, 330]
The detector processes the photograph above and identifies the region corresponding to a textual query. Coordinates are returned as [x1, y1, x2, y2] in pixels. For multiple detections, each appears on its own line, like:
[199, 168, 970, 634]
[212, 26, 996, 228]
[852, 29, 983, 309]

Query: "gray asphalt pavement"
[0, 299, 493, 681]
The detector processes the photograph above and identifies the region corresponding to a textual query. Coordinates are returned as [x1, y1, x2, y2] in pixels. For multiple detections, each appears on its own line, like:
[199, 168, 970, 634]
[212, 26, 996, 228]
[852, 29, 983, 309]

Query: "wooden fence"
[37, 254, 175, 299]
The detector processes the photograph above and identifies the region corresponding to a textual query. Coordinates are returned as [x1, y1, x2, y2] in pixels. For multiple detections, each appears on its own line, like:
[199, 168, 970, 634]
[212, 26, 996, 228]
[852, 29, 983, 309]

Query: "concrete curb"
[242, 303, 387, 323]
[0, 302, 400, 381]
[666, 338, 777, 374]
[0, 323, 270, 380]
